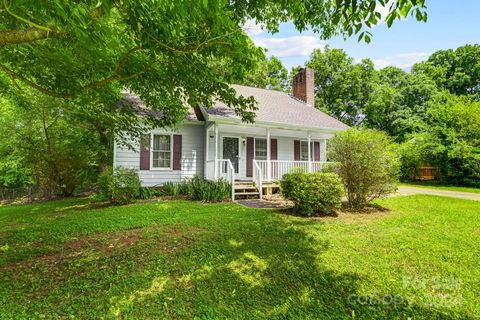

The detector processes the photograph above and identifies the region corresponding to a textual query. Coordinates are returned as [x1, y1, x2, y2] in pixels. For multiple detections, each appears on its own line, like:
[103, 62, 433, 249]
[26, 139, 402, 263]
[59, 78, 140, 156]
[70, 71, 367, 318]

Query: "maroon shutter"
[140, 133, 151, 170]
[246, 137, 254, 177]
[270, 139, 278, 160]
[172, 134, 182, 170]
[294, 140, 300, 161]
[314, 141, 320, 161]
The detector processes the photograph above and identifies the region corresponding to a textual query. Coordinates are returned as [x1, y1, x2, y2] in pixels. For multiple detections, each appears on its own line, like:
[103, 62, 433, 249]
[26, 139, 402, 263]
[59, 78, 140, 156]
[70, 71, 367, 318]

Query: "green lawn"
[401, 182, 480, 194]
[0, 196, 479, 319]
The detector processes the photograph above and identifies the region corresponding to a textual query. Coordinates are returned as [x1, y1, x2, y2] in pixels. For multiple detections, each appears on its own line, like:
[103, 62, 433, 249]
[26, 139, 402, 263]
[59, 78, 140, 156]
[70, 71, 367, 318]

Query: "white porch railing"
[255, 160, 331, 182]
[205, 159, 235, 201]
[252, 160, 263, 199]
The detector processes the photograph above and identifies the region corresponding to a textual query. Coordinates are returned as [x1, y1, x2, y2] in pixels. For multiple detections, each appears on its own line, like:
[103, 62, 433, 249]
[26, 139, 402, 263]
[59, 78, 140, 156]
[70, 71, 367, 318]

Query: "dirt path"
[395, 186, 480, 201]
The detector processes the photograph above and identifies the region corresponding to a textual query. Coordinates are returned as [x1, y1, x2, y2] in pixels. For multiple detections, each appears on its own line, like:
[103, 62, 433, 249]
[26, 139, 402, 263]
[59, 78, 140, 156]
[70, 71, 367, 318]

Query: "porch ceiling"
[211, 123, 334, 139]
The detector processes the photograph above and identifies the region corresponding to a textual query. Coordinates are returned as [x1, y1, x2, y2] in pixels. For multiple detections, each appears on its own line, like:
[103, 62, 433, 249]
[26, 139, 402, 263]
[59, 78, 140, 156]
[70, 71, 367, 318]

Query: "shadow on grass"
[107, 213, 467, 319]
[0, 202, 472, 319]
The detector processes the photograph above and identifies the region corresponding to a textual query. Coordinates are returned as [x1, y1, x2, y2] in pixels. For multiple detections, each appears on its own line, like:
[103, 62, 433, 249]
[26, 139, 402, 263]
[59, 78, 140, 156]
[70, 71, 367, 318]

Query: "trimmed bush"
[161, 176, 231, 202]
[328, 128, 400, 209]
[281, 172, 343, 216]
[97, 167, 141, 204]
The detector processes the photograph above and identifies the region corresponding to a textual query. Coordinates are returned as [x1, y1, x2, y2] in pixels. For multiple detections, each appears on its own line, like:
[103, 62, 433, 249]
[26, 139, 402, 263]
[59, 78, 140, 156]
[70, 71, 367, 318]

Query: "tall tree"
[0, 87, 106, 195]
[412, 44, 480, 96]
[401, 94, 480, 185]
[240, 55, 289, 91]
[0, 0, 427, 133]
[306, 46, 377, 126]
[364, 67, 441, 141]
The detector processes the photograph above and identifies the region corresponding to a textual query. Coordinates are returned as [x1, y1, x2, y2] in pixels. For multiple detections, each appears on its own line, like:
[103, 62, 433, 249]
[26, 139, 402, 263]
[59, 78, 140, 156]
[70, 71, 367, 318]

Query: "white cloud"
[252, 36, 325, 58]
[376, 1, 392, 22]
[243, 20, 265, 36]
[374, 1, 408, 26]
[371, 52, 430, 70]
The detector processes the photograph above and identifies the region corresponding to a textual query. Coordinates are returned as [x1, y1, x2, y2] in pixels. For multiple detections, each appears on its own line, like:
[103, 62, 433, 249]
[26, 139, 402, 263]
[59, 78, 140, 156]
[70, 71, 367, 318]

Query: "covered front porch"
[204, 122, 334, 198]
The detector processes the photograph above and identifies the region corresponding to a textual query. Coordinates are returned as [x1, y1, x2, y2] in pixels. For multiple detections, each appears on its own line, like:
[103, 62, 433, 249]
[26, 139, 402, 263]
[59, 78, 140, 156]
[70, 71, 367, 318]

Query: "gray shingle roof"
[205, 85, 349, 131]
[120, 92, 202, 122]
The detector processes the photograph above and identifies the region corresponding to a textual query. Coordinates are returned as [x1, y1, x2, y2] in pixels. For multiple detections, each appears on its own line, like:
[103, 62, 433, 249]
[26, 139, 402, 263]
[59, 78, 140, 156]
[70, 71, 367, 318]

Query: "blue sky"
[244, 0, 480, 70]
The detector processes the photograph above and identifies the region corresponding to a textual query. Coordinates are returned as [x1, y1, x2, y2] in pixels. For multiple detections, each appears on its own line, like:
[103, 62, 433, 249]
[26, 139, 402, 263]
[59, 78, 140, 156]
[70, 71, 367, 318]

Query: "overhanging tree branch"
[0, 64, 74, 98]
[145, 31, 236, 54]
[0, 27, 64, 46]
[0, 46, 155, 97]
[0, 2, 108, 46]
[3, 0, 52, 32]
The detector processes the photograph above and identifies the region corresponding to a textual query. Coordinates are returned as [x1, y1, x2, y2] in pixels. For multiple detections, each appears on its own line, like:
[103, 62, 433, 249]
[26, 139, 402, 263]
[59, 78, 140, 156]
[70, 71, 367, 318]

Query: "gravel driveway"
[395, 186, 480, 201]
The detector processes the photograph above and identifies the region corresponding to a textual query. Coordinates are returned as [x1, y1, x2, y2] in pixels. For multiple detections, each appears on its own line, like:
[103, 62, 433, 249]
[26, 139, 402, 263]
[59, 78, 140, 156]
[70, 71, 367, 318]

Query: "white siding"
[320, 139, 327, 162]
[115, 124, 205, 186]
[276, 136, 295, 161]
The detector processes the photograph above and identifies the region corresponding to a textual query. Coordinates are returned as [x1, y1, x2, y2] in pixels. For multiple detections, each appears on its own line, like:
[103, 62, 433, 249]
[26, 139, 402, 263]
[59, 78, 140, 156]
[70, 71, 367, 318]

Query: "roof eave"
[207, 115, 347, 134]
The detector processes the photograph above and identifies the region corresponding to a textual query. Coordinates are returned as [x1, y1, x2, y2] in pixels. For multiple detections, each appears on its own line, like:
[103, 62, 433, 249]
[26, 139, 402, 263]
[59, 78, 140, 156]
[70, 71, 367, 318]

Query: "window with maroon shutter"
[246, 137, 254, 177]
[294, 140, 300, 161]
[152, 134, 172, 169]
[172, 134, 182, 170]
[140, 133, 151, 170]
[314, 141, 320, 161]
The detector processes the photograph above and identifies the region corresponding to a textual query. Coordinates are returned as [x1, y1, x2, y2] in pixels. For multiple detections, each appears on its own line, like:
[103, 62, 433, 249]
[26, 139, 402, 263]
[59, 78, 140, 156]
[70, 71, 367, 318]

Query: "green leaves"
[328, 128, 400, 209]
[306, 45, 376, 126]
[401, 95, 480, 184]
[281, 172, 343, 215]
[0, 0, 429, 134]
[364, 33, 371, 44]
[413, 44, 480, 96]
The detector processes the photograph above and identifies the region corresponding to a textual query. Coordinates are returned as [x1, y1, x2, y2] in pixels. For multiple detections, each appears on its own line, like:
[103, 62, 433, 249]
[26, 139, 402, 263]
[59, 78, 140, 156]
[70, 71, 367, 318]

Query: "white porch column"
[205, 125, 209, 177]
[307, 132, 312, 173]
[214, 124, 219, 180]
[266, 128, 271, 181]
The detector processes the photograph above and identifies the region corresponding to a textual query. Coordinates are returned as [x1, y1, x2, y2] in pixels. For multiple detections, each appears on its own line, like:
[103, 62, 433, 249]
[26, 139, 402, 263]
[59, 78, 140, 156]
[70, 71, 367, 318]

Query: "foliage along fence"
[0, 186, 37, 201]
[0, 186, 57, 202]
[413, 166, 439, 181]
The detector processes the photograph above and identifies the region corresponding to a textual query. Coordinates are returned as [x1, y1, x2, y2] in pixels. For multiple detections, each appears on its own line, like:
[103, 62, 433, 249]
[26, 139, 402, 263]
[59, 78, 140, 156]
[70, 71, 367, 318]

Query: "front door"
[222, 137, 239, 175]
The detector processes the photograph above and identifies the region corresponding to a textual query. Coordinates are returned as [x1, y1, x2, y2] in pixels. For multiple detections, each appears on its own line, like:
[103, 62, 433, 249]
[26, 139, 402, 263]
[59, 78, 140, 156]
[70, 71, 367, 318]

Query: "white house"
[114, 68, 349, 199]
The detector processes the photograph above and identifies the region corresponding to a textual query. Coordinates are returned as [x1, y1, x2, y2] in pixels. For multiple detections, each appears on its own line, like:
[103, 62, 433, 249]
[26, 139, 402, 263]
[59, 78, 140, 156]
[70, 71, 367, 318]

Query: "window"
[300, 141, 314, 161]
[255, 138, 267, 160]
[152, 134, 171, 168]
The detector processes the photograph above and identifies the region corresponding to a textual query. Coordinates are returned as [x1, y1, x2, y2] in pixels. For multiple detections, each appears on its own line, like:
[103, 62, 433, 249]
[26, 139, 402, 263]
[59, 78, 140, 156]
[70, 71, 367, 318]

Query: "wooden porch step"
[234, 185, 257, 190]
[235, 192, 260, 199]
[233, 180, 260, 199]
[234, 191, 260, 197]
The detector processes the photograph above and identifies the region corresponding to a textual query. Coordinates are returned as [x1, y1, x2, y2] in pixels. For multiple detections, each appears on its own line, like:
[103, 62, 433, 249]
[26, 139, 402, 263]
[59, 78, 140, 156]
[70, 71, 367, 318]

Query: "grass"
[401, 181, 480, 194]
[0, 196, 479, 319]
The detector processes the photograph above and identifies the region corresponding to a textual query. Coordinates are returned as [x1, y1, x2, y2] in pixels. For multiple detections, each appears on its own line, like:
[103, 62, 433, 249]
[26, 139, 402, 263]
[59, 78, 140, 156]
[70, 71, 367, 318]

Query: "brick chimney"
[292, 68, 315, 107]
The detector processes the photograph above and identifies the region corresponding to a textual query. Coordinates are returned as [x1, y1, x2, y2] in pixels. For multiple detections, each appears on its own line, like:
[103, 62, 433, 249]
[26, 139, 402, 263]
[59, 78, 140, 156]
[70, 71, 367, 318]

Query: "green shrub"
[289, 166, 306, 174]
[97, 168, 114, 200]
[190, 176, 231, 202]
[97, 167, 141, 204]
[162, 180, 192, 196]
[281, 172, 343, 216]
[161, 176, 231, 202]
[398, 96, 480, 187]
[328, 128, 400, 209]
[138, 187, 162, 200]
